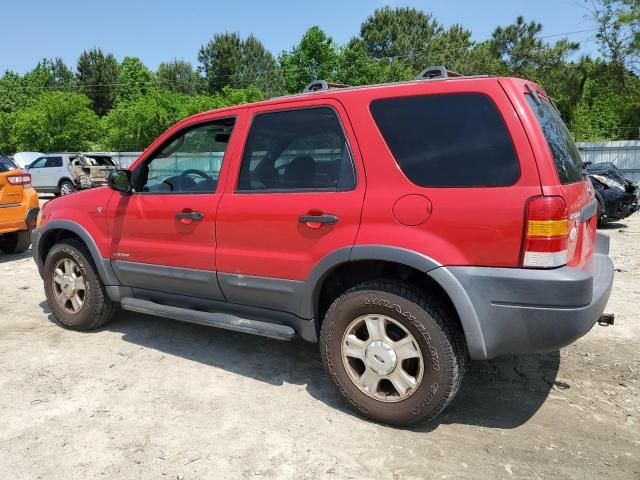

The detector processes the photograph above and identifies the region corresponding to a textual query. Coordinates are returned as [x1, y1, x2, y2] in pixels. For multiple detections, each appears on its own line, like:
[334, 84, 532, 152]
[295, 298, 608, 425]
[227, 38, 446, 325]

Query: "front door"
[28, 155, 64, 190]
[215, 101, 365, 313]
[107, 117, 237, 300]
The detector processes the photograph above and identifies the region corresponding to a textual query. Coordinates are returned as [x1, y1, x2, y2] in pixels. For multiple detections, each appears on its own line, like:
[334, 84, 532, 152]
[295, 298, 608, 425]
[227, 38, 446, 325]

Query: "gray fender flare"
[300, 244, 441, 319]
[35, 220, 119, 285]
[300, 244, 487, 359]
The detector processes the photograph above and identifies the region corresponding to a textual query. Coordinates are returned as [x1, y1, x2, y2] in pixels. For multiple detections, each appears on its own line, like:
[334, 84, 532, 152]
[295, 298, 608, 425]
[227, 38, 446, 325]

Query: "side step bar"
[120, 297, 296, 341]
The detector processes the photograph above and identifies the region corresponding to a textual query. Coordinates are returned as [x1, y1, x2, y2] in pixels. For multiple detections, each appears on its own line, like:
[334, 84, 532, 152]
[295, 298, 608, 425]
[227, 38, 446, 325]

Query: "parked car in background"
[32, 69, 614, 426]
[12, 151, 43, 169]
[0, 152, 39, 253]
[586, 162, 640, 225]
[26, 153, 117, 195]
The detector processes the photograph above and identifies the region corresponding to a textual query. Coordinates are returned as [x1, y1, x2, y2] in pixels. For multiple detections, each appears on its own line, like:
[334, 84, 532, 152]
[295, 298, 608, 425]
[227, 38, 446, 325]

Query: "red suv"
[33, 69, 614, 426]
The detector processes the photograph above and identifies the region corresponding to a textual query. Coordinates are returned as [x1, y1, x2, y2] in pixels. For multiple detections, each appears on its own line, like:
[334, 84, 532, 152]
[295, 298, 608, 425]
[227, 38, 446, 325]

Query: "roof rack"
[303, 80, 352, 93]
[415, 66, 463, 80]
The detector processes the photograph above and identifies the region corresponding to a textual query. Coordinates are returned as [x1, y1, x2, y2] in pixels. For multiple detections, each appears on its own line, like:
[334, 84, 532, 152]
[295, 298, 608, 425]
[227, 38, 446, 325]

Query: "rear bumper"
[432, 233, 614, 359]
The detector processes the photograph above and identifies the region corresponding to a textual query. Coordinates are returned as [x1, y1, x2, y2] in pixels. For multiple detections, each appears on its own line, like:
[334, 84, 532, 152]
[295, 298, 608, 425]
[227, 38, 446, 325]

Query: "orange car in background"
[0, 153, 39, 254]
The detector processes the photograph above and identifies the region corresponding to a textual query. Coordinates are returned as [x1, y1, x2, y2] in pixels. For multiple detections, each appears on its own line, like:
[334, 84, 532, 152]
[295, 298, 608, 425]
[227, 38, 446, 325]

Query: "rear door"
[511, 81, 596, 268]
[215, 100, 365, 312]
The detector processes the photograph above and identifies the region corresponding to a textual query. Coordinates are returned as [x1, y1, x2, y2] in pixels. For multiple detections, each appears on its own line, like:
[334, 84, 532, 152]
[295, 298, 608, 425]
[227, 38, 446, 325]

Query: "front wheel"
[43, 239, 115, 330]
[320, 281, 467, 426]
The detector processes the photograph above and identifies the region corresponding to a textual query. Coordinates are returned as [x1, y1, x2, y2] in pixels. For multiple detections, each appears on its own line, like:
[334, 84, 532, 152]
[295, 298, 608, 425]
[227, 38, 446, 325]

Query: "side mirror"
[108, 169, 132, 194]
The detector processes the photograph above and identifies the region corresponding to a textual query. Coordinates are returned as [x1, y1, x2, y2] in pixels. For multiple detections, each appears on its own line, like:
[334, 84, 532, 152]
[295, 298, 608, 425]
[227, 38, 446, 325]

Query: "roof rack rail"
[303, 80, 351, 93]
[415, 66, 463, 80]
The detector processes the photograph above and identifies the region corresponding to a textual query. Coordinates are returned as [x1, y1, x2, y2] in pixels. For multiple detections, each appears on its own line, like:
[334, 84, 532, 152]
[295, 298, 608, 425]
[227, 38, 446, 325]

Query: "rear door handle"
[298, 214, 339, 224]
[176, 211, 204, 222]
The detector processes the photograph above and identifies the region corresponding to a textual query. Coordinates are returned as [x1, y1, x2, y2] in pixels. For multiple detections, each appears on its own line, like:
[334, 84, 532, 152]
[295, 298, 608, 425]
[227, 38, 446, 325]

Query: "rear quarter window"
[370, 93, 520, 187]
[525, 95, 583, 184]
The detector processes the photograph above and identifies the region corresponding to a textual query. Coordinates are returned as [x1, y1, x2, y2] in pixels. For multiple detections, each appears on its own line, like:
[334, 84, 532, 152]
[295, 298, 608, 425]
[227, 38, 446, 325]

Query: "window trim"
[130, 116, 237, 196]
[234, 105, 358, 194]
[369, 92, 522, 189]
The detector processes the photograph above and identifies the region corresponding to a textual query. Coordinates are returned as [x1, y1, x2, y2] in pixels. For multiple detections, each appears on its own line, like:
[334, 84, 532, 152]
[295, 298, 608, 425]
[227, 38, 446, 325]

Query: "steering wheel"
[180, 169, 213, 182]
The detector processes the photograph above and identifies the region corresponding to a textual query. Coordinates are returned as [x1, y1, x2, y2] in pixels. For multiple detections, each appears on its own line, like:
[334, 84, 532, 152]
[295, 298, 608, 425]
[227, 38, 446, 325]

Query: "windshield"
[0, 154, 17, 173]
[526, 95, 584, 184]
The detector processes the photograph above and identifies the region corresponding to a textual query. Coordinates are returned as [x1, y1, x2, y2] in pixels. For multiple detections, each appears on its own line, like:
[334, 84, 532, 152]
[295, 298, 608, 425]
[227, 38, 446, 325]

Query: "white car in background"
[12, 152, 43, 169]
[26, 153, 118, 195]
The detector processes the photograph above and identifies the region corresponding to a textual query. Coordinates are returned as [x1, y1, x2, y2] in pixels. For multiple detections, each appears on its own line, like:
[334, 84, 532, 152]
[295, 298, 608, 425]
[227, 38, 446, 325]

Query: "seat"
[282, 156, 316, 189]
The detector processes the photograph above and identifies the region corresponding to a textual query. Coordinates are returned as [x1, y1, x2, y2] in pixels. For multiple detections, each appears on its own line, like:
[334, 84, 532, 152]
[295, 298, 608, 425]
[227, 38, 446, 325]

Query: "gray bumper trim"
[429, 233, 614, 359]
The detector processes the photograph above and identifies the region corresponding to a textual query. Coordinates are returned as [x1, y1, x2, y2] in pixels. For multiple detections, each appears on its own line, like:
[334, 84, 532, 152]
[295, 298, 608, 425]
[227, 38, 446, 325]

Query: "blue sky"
[1, 0, 598, 74]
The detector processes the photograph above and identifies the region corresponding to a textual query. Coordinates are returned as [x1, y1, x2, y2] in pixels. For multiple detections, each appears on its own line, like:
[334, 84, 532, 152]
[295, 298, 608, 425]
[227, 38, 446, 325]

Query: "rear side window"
[237, 107, 356, 191]
[370, 93, 519, 187]
[0, 154, 15, 173]
[45, 157, 63, 168]
[525, 95, 583, 184]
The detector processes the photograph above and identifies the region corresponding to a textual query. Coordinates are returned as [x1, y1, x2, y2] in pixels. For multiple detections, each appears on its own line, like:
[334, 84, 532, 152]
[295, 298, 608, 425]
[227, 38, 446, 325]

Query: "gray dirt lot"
[0, 214, 638, 480]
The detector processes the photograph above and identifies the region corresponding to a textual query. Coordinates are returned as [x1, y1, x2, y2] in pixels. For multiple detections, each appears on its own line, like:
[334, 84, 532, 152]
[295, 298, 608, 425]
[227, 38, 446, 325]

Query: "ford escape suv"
[32, 68, 614, 426]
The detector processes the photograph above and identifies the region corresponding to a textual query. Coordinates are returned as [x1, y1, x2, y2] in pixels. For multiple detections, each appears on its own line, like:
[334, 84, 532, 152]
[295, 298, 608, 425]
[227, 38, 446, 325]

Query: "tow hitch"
[598, 313, 615, 326]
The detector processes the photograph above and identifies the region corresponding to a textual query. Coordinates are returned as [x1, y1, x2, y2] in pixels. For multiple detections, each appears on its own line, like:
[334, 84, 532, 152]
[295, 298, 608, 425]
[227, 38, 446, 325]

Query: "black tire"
[43, 239, 115, 330]
[320, 280, 467, 426]
[58, 180, 75, 196]
[0, 230, 31, 254]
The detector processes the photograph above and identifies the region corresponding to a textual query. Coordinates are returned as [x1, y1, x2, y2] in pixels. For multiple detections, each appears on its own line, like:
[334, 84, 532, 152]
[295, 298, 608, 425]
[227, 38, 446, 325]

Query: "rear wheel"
[320, 281, 467, 426]
[0, 230, 31, 254]
[59, 180, 75, 196]
[43, 239, 114, 330]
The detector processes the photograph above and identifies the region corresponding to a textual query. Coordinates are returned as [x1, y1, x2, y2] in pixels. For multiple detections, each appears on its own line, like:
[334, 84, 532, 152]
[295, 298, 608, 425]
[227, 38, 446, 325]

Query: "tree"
[359, 7, 443, 70]
[157, 59, 203, 95]
[335, 38, 413, 86]
[589, 0, 639, 73]
[101, 86, 264, 151]
[279, 27, 340, 93]
[116, 56, 155, 103]
[76, 48, 120, 115]
[198, 33, 282, 96]
[9, 91, 100, 151]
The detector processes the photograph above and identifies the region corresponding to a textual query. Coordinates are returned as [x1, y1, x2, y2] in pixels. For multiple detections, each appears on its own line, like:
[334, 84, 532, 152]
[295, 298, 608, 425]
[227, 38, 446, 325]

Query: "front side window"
[370, 93, 520, 187]
[137, 118, 235, 194]
[29, 157, 47, 169]
[237, 107, 356, 191]
[525, 95, 584, 184]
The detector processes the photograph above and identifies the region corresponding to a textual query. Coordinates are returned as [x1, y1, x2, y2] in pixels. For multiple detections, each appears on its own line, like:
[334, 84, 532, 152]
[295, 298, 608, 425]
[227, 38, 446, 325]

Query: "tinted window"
[237, 107, 355, 191]
[526, 95, 583, 184]
[45, 156, 63, 168]
[29, 157, 47, 169]
[370, 93, 519, 187]
[0, 154, 15, 173]
[139, 119, 234, 193]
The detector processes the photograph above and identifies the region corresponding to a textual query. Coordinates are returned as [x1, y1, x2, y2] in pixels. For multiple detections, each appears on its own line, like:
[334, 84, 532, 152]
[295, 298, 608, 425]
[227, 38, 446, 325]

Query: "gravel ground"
[0, 213, 638, 480]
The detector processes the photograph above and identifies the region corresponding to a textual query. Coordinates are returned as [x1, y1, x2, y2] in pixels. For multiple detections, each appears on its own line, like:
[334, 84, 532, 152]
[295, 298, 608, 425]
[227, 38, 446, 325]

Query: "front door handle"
[298, 213, 339, 225]
[176, 210, 204, 224]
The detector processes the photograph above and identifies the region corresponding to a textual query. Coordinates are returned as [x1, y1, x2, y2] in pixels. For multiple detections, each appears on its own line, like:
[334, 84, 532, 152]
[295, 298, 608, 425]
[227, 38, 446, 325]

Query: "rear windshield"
[0, 154, 16, 173]
[526, 95, 583, 184]
[370, 93, 520, 187]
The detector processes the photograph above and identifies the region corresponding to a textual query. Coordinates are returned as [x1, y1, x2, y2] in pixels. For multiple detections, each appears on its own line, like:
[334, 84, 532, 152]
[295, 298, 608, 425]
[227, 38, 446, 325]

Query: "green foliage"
[101, 86, 264, 151]
[8, 92, 100, 152]
[157, 60, 203, 95]
[279, 27, 341, 93]
[77, 48, 120, 115]
[198, 33, 283, 96]
[2, 5, 640, 152]
[116, 57, 156, 103]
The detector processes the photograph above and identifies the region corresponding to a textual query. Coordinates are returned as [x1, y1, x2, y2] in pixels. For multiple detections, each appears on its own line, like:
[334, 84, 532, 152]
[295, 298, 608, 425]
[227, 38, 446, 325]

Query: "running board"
[120, 297, 296, 341]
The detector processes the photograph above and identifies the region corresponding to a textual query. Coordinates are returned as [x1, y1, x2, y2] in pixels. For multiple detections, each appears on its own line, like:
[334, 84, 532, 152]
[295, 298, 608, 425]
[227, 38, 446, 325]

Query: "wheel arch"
[36, 220, 119, 285]
[306, 245, 480, 356]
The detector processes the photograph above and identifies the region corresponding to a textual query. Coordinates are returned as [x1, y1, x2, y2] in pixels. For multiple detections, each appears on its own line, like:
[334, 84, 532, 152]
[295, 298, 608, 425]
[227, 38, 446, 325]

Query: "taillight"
[522, 196, 569, 268]
[7, 174, 32, 188]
